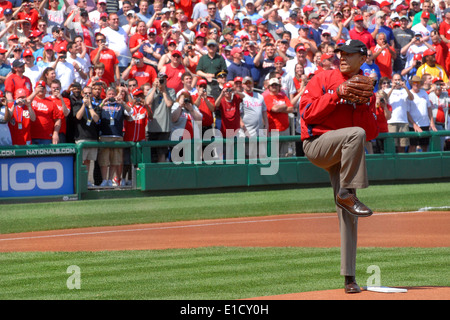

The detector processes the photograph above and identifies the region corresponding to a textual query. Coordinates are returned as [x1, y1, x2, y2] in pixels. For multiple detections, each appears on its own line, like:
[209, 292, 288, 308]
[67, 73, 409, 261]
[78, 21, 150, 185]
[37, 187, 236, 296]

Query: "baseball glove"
[336, 75, 375, 104]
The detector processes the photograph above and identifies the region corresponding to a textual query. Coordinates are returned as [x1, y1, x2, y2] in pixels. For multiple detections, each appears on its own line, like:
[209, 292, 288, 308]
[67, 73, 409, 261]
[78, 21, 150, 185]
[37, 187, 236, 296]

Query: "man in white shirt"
[53, 47, 75, 92]
[385, 73, 414, 152]
[66, 41, 89, 87]
[88, 0, 108, 26]
[23, 49, 42, 88]
[101, 13, 131, 72]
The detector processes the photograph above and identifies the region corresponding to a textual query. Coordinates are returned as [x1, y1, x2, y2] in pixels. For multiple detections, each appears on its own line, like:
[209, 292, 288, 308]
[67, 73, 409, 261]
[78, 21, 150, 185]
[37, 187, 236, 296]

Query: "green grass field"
[0, 182, 449, 300]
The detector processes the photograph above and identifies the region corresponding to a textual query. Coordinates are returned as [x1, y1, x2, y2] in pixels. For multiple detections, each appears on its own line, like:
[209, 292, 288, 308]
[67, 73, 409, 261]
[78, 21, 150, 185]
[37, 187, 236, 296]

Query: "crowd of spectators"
[0, 0, 449, 187]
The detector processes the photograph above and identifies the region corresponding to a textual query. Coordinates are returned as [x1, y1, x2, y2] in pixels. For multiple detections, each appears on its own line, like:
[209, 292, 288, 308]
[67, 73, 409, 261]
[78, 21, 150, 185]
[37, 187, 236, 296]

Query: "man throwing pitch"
[299, 40, 379, 293]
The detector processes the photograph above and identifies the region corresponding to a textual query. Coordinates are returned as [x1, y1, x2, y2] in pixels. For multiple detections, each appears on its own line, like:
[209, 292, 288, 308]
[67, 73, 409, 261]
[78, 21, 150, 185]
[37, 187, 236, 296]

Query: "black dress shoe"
[336, 193, 373, 217]
[344, 276, 361, 294]
[345, 282, 362, 294]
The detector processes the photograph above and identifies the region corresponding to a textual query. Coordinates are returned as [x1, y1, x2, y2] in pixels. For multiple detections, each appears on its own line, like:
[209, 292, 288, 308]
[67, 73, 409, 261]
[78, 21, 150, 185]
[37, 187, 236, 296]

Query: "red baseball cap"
[132, 51, 144, 59]
[413, 53, 423, 61]
[321, 53, 334, 61]
[15, 88, 27, 98]
[36, 80, 46, 88]
[423, 49, 436, 57]
[274, 56, 284, 63]
[421, 11, 430, 19]
[432, 77, 443, 83]
[197, 78, 207, 86]
[44, 43, 53, 51]
[230, 47, 243, 56]
[171, 50, 182, 57]
[132, 88, 144, 96]
[234, 76, 243, 83]
[224, 82, 233, 89]
[23, 49, 33, 57]
[354, 15, 363, 22]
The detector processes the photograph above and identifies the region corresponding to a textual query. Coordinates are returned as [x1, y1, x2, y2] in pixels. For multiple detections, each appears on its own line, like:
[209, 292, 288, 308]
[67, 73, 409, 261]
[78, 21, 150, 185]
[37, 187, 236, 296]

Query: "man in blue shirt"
[361, 49, 381, 92]
[226, 47, 251, 82]
[368, 11, 395, 47]
[0, 48, 11, 93]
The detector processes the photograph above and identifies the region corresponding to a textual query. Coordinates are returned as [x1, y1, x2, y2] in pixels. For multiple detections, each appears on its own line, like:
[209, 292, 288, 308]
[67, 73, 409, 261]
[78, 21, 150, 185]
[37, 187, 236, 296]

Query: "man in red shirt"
[300, 40, 378, 294]
[30, 80, 62, 144]
[349, 15, 375, 51]
[192, 78, 215, 134]
[17, 0, 39, 30]
[49, 79, 71, 143]
[90, 33, 120, 86]
[5, 60, 33, 103]
[160, 50, 186, 92]
[8, 88, 36, 145]
[215, 82, 243, 138]
[263, 77, 294, 157]
[122, 51, 157, 89]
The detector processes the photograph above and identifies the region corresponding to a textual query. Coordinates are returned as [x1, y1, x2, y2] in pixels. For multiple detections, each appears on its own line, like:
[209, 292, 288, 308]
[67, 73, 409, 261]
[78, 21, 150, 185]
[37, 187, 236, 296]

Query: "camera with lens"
[183, 98, 191, 104]
[226, 88, 233, 93]
[108, 97, 116, 103]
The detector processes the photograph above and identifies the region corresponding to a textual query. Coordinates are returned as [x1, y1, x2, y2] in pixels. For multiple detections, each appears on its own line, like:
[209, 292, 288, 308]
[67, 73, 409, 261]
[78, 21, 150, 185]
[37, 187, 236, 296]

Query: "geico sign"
[1, 161, 64, 191]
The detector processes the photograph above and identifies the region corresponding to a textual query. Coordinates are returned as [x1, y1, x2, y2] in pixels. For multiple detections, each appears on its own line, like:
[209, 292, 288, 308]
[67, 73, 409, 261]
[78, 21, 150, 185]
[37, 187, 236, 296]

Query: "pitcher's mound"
[246, 286, 450, 300]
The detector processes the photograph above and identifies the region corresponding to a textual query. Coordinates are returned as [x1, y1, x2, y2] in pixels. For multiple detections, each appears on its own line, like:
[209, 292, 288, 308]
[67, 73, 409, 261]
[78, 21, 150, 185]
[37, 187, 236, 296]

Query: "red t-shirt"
[126, 64, 157, 89]
[30, 96, 61, 140]
[90, 48, 119, 84]
[123, 104, 149, 142]
[8, 103, 32, 145]
[129, 33, 147, 50]
[193, 94, 215, 127]
[264, 92, 293, 132]
[219, 94, 242, 137]
[17, 9, 39, 29]
[376, 103, 392, 133]
[4, 74, 32, 99]
[164, 63, 186, 92]
[49, 96, 71, 135]
[371, 45, 395, 79]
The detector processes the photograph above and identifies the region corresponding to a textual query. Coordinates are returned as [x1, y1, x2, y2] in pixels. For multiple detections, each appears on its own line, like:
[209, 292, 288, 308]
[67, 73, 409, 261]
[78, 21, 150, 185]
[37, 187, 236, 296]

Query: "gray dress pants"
[303, 127, 368, 276]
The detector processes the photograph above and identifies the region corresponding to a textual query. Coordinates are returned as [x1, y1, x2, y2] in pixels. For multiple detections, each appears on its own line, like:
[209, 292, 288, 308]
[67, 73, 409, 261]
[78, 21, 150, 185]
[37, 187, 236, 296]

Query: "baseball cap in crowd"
[302, 5, 314, 12]
[399, 15, 410, 21]
[4, 9, 12, 15]
[223, 82, 233, 89]
[15, 88, 27, 98]
[274, 56, 284, 63]
[234, 77, 243, 83]
[296, 45, 306, 52]
[126, 10, 136, 17]
[132, 51, 144, 59]
[216, 70, 227, 78]
[132, 88, 144, 96]
[36, 80, 46, 88]
[8, 34, 19, 41]
[396, 5, 409, 13]
[195, 32, 206, 38]
[158, 72, 167, 79]
[44, 43, 54, 51]
[0, 48, 7, 54]
[197, 78, 207, 86]
[230, 47, 243, 56]
[167, 39, 177, 46]
[55, 44, 67, 53]
[422, 11, 431, 19]
[243, 76, 253, 84]
[423, 49, 436, 57]
[334, 39, 368, 56]
[161, 8, 170, 14]
[12, 60, 25, 68]
[148, 27, 157, 35]
[179, 15, 188, 22]
[379, 1, 391, 8]
[171, 50, 182, 57]
[309, 13, 320, 19]
[98, 0, 107, 3]
[207, 39, 217, 47]
[161, 21, 170, 27]
[432, 77, 444, 84]
[375, 11, 386, 18]
[321, 53, 334, 62]
[268, 78, 280, 86]
[413, 53, 422, 61]
[354, 14, 363, 22]
[80, 9, 89, 16]
[23, 49, 33, 57]
[30, 30, 43, 38]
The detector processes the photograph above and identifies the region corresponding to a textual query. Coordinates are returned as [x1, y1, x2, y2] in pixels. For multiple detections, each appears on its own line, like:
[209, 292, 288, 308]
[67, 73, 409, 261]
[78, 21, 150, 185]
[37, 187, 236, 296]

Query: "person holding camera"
[0, 91, 12, 146]
[122, 51, 157, 89]
[215, 81, 244, 139]
[73, 84, 101, 187]
[7, 88, 36, 145]
[371, 32, 396, 79]
[385, 73, 414, 153]
[145, 72, 176, 163]
[428, 78, 449, 150]
[171, 91, 202, 141]
[98, 86, 133, 187]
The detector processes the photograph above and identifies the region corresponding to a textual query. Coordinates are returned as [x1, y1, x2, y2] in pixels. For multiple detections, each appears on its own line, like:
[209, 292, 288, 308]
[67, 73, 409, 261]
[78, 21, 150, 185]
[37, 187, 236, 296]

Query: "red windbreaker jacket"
[299, 69, 379, 141]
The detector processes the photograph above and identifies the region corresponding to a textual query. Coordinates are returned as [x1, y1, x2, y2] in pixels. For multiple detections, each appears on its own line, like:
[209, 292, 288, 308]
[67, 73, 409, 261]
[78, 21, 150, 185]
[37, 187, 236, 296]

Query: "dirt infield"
[1, 210, 449, 300]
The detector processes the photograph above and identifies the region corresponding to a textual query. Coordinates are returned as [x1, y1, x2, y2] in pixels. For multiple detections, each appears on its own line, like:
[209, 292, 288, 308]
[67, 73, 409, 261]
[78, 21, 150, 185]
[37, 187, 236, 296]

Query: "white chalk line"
[0, 210, 440, 243]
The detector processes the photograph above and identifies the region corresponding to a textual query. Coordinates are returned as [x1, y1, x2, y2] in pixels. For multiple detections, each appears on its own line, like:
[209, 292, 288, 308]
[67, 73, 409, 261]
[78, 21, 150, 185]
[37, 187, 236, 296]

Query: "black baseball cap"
[334, 39, 368, 56]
